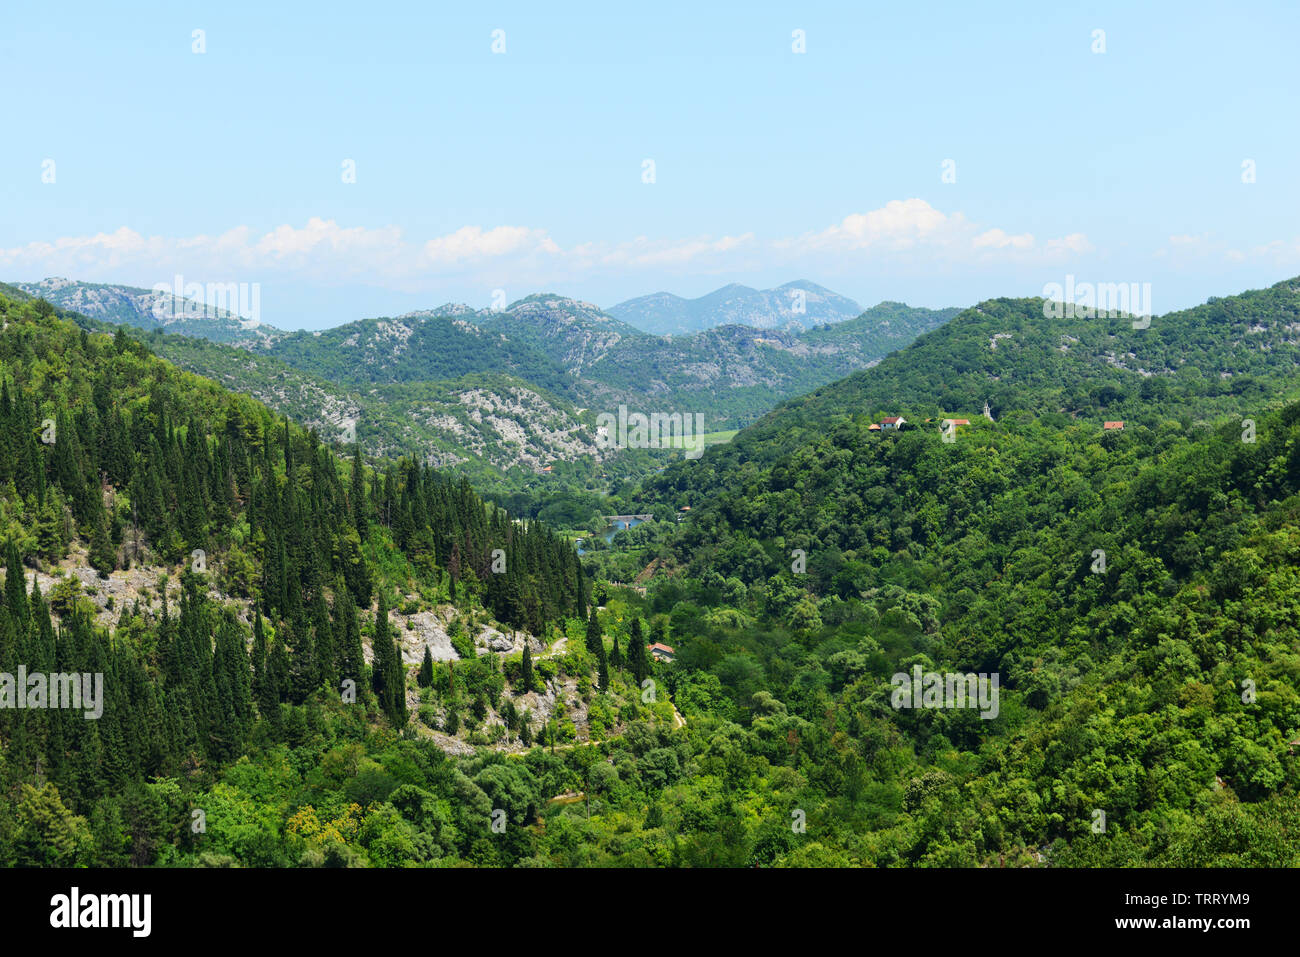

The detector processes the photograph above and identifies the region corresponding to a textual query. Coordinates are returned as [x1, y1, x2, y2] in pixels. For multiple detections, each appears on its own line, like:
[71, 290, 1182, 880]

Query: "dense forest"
[1, 282, 1297, 868]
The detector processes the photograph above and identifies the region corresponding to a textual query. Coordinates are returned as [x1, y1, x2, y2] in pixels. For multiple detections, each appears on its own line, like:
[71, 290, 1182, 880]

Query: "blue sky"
[3, 1, 1298, 329]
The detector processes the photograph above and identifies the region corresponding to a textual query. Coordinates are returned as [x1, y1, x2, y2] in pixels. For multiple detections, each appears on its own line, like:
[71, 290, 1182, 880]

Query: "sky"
[2, 1, 1299, 330]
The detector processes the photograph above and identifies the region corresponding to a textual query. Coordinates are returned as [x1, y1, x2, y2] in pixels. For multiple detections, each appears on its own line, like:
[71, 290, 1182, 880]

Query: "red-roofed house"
[1103, 421, 1125, 431]
[881, 416, 906, 431]
[868, 423, 882, 432]
[943, 418, 971, 427]
[648, 642, 676, 662]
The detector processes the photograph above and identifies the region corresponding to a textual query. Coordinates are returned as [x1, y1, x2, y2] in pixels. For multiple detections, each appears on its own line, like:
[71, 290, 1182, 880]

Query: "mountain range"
[10, 278, 958, 484]
[607, 280, 863, 335]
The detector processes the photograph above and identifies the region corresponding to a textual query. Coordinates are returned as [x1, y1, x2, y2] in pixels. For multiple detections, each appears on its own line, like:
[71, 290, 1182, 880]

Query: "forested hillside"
[592, 280, 1300, 865]
[0, 291, 623, 867]
[692, 280, 1300, 478]
[4, 276, 1296, 869]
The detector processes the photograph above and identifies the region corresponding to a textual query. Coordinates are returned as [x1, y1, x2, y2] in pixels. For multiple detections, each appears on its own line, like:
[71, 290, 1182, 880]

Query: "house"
[1103, 421, 1125, 431]
[942, 418, 971, 428]
[867, 423, 882, 432]
[539, 465, 553, 473]
[881, 416, 906, 431]
[648, 642, 676, 662]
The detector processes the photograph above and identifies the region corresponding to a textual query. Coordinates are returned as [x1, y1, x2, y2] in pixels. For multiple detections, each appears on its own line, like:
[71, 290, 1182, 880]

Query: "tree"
[628, 618, 648, 687]
[520, 639, 533, 693]
[350, 442, 367, 539]
[88, 505, 115, 578]
[418, 645, 434, 688]
[372, 591, 396, 722]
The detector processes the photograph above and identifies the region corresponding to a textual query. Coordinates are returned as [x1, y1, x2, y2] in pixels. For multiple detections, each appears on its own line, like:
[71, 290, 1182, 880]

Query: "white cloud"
[779, 199, 966, 254]
[1155, 232, 1300, 267]
[423, 225, 556, 264]
[1223, 238, 1300, 266]
[0, 202, 1091, 289]
[974, 228, 1035, 250]
[778, 200, 1088, 265]
[1044, 232, 1093, 256]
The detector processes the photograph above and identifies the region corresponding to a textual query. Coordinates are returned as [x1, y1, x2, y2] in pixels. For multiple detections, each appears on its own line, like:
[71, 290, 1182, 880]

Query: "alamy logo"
[1041, 275, 1152, 329]
[595, 405, 707, 459]
[151, 274, 261, 328]
[50, 887, 151, 937]
[0, 667, 104, 719]
[891, 665, 999, 720]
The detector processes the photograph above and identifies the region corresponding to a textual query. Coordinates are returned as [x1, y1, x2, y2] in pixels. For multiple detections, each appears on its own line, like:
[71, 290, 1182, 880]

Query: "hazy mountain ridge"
[607, 280, 863, 335]
[11, 277, 284, 345]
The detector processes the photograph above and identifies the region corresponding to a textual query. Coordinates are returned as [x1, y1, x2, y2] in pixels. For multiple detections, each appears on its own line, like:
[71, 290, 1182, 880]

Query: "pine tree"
[585, 607, 602, 654]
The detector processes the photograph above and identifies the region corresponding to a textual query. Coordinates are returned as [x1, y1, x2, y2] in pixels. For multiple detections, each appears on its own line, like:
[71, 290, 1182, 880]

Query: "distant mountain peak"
[9, 277, 282, 345]
[607, 281, 863, 336]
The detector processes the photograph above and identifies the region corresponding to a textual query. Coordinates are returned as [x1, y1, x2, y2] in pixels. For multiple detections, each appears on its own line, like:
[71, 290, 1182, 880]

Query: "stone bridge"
[603, 514, 654, 525]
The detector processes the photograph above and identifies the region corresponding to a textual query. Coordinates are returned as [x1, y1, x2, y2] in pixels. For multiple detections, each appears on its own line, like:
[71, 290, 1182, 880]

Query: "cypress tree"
[334, 577, 364, 687]
[350, 442, 366, 539]
[629, 618, 648, 687]
[418, 645, 434, 688]
[372, 591, 393, 719]
[521, 639, 533, 694]
[89, 503, 116, 578]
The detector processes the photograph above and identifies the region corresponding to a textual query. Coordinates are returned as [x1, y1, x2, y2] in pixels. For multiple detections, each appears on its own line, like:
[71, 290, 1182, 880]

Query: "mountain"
[664, 277, 1300, 478]
[21, 281, 958, 484]
[129, 327, 599, 479]
[607, 280, 863, 335]
[586, 274, 1300, 867]
[3, 280, 1297, 870]
[10, 277, 283, 345]
[474, 294, 648, 373]
[0, 286, 619, 869]
[253, 294, 957, 434]
[258, 312, 570, 394]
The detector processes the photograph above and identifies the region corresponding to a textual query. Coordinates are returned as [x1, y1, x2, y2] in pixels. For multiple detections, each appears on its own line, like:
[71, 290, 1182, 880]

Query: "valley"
[2, 274, 1296, 868]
